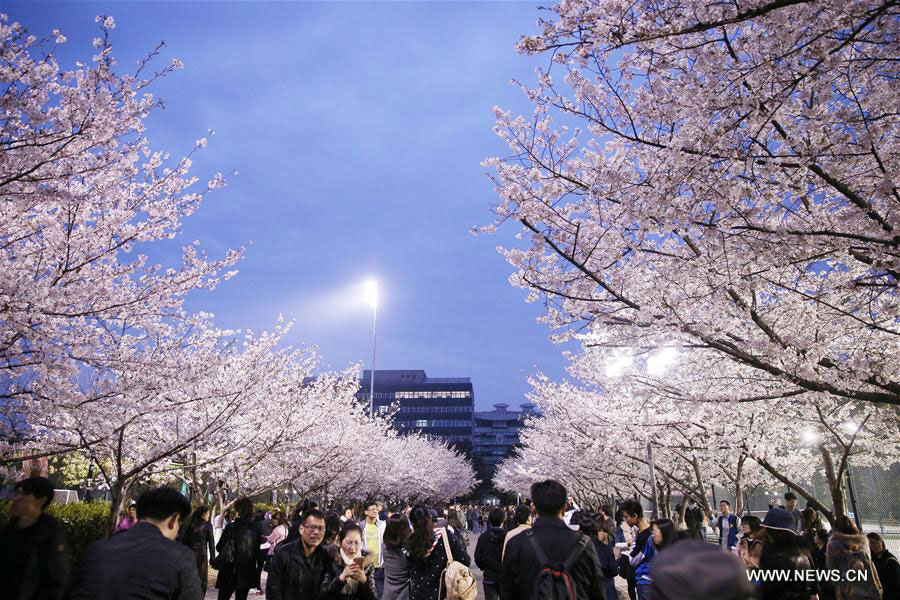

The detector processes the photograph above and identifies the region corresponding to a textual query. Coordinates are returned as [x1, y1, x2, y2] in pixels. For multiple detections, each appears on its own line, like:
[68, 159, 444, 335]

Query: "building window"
[414, 419, 428, 428]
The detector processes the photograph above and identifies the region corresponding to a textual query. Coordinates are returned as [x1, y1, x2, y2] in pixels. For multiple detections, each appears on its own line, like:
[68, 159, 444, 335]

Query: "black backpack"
[526, 530, 590, 600]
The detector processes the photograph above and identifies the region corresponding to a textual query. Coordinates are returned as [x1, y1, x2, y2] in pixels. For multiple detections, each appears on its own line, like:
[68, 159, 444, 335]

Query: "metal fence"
[711, 462, 900, 555]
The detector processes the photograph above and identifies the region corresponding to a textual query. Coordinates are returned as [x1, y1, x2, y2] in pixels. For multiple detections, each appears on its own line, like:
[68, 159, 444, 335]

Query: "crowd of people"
[1, 476, 899, 600]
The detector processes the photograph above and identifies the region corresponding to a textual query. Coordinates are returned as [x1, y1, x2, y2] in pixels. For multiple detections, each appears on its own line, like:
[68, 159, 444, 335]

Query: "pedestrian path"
[205, 532, 629, 599]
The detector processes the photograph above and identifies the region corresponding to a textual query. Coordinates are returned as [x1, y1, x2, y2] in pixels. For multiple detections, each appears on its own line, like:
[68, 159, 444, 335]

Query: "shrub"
[253, 502, 277, 514]
[0, 500, 110, 565]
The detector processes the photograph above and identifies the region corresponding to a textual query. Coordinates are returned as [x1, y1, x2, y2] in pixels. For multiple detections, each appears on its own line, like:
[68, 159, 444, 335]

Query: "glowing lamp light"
[647, 346, 678, 376]
[605, 353, 634, 378]
[803, 430, 819, 444]
[363, 279, 378, 309]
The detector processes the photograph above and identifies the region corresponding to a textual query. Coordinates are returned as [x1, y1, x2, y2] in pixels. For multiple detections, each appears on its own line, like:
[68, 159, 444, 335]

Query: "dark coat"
[68, 521, 201, 600]
[0, 513, 70, 600]
[265, 540, 336, 600]
[180, 521, 216, 593]
[181, 520, 216, 557]
[872, 549, 900, 600]
[405, 529, 471, 600]
[474, 527, 506, 583]
[500, 516, 606, 600]
[216, 516, 259, 591]
[592, 538, 618, 600]
[320, 551, 377, 600]
[683, 506, 704, 538]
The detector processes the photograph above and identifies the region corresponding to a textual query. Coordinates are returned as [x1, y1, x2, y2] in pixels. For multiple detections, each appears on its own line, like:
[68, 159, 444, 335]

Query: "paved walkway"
[206, 532, 629, 599]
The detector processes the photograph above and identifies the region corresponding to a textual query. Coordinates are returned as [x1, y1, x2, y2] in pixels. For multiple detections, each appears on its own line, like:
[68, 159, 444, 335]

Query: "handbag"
[211, 524, 235, 570]
[438, 528, 477, 600]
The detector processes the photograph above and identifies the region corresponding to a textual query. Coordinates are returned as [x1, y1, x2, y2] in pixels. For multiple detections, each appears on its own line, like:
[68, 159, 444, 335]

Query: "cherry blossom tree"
[1, 14, 240, 460]
[496, 349, 899, 523]
[482, 0, 898, 408]
[1, 14, 476, 525]
[485, 0, 898, 522]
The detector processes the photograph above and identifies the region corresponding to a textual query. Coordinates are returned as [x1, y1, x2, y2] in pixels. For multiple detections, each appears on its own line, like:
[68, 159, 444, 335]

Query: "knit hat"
[650, 540, 756, 600]
[761, 508, 798, 534]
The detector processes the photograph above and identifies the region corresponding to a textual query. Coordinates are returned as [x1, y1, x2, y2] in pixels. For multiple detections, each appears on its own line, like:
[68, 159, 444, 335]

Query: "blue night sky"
[6, 1, 573, 410]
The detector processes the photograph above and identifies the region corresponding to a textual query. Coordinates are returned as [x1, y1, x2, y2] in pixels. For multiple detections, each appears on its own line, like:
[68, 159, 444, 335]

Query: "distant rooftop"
[360, 370, 471, 384]
[473, 402, 537, 420]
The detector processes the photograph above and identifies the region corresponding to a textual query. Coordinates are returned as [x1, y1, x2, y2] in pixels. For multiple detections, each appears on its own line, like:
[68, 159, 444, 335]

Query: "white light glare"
[605, 353, 634, 378]
[363, 279, 378, 309]
[843, 421, 860, 435]
[803, 430, 819, 444]
[646, 346, 679, 376]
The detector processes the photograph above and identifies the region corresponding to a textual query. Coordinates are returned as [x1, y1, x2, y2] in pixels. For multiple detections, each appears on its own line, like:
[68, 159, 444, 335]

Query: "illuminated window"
[415, 419, 428, 428]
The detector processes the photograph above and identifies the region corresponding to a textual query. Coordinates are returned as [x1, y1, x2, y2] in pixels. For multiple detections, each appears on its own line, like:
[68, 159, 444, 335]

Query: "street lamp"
[363, 279, 378, 417]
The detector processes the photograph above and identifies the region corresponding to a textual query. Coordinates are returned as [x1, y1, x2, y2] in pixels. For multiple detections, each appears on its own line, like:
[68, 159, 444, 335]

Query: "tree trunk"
[108, 479, 132, 535]
[820, 444, 847, 519]
[733, 454, 746, 515]
[750, 452, 836, 525]
[690, 457, 713, 517]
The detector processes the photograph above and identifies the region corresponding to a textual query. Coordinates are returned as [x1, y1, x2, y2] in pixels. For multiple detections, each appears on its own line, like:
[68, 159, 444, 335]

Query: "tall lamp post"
[364, 279, 378, 417]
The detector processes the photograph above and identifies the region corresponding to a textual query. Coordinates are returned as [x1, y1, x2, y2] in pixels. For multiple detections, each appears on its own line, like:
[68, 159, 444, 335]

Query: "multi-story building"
[357, 370, 474, 451]
[472, 402, 536, 479]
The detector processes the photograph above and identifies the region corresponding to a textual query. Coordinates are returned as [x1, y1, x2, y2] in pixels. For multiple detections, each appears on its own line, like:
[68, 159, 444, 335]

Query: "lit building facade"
[358, 370, 474, 451]
[472, 402, 536, 479]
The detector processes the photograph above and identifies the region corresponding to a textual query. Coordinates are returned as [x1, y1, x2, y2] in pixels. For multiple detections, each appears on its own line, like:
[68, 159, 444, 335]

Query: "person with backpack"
[500, 479, 606, 600]
[474, 508, 507, 600]
[826, 516, 883, 600]
[404, 505, 472, 600]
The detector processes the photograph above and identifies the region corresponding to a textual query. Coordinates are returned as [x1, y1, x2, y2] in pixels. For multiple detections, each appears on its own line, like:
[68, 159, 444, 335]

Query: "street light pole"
[846, 462, 862, 530]
[364, 279, 378, 418]
[370, 295, 377, 417]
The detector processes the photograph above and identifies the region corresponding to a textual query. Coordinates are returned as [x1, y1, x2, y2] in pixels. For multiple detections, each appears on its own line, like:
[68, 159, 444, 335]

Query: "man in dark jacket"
[265, 508, 335, 600]
[868, 532, 899, 600]
[68, 486, 201, 600]
[500, 479, 606, 600]
[0, 476, 69, 600]
[253, 510, 274, 593]
[475, 508, 507, 600]
[216, 497, 260, 600]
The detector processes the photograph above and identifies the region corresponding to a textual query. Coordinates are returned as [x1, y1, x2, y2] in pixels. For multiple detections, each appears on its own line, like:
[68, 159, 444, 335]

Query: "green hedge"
[0, 500, 110, 565]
